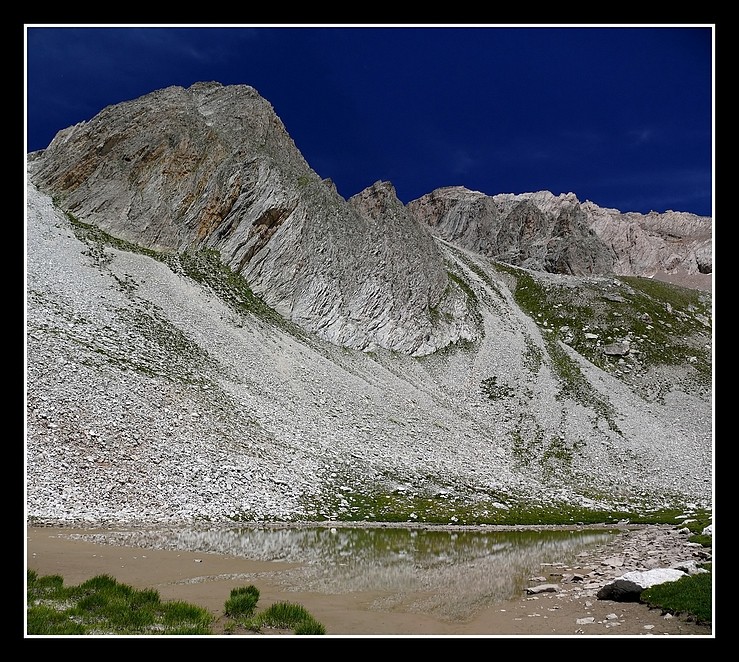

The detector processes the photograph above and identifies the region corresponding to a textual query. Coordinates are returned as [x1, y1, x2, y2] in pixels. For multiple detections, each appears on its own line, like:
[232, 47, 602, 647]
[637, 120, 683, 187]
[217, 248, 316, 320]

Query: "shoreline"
[26, 523, 713, 637]
[27, 518, 641, 532]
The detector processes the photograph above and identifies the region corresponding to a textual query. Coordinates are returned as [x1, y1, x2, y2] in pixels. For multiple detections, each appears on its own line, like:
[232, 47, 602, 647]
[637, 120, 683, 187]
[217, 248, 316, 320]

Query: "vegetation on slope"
[493, 262, 712, 402]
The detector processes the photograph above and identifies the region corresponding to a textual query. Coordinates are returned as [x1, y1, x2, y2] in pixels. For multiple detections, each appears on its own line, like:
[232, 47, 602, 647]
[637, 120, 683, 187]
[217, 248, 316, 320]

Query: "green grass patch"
[640, 567, 712, 624]
[303, 478, 712, 527]
[245, 601, 326, 634]
[27, 570, 213, 635]
[224, 585, 260, 618]
[27, 571, 327, 636]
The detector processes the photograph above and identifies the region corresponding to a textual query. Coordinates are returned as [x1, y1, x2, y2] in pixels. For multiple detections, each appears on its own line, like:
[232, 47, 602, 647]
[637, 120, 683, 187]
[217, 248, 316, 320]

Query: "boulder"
[596, 568, 686, 602]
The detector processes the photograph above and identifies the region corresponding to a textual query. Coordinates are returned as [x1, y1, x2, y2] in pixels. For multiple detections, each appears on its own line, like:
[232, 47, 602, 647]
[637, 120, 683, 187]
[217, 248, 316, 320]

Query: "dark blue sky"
[25, 25, 714, 217]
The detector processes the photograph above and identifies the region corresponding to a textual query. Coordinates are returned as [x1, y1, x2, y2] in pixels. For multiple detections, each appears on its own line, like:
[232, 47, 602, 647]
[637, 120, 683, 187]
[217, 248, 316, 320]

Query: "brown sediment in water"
[25, 525, 713, 637]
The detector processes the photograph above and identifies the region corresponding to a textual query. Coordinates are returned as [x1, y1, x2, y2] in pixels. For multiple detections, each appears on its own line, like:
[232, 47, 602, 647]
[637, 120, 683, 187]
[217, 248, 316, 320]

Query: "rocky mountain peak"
[28, 83, 478, 357]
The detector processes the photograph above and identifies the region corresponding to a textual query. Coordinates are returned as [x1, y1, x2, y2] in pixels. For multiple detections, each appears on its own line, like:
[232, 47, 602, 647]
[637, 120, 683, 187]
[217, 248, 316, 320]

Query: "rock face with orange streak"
[28, 82, 475, 356]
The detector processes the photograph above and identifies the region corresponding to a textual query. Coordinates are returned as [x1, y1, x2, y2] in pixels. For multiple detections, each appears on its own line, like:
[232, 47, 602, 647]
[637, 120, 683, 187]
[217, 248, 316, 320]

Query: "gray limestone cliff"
[407, 188, 712, 291]
[407, 187, 616, 277]
[27, 82, 474, 356]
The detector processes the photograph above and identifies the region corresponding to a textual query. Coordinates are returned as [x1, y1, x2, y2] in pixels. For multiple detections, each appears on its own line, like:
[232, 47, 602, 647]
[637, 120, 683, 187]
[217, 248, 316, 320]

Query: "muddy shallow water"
[25, 523, 714, 637]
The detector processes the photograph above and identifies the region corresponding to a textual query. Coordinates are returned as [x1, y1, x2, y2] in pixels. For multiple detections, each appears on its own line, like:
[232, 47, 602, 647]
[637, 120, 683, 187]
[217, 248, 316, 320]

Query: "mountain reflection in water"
[72, 525, 616, 621]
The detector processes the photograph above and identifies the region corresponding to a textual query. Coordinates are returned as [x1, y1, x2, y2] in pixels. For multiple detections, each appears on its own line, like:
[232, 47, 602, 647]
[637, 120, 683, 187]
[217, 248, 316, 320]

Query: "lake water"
[67, 524, 617, 620]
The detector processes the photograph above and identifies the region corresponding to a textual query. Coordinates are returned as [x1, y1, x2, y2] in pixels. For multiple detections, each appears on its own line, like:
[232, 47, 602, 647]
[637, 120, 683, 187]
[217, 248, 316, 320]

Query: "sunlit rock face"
[582, 203, 713, 289]
[27, 82, 475, 356]
[407, 187, 712, 290]
[407, 188, 617, 276]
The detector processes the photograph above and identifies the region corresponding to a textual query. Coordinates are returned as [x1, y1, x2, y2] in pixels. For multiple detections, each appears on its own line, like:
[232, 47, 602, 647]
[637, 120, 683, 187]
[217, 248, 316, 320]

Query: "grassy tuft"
[246, 601, 326, 634]
[224, 585, 260, 618]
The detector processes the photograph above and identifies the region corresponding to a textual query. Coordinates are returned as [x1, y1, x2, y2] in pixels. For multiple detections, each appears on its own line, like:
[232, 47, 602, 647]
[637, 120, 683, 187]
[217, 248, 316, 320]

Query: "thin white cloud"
[449, 150, 479, 176]
[625, 127, 656, 146]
